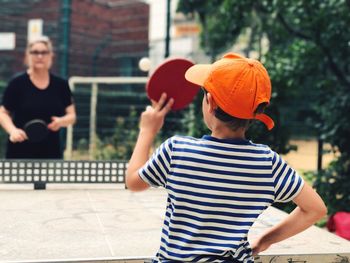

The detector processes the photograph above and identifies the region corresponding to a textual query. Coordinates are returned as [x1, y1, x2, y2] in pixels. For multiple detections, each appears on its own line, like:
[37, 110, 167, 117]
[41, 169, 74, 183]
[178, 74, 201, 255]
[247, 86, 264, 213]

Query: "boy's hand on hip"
[140, 93, 174, 135]
[251, 238, 270, 256]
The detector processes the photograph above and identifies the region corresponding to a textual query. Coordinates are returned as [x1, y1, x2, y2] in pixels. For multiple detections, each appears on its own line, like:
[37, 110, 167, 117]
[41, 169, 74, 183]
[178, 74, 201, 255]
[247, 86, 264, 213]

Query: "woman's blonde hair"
[24, 35, 54, 67]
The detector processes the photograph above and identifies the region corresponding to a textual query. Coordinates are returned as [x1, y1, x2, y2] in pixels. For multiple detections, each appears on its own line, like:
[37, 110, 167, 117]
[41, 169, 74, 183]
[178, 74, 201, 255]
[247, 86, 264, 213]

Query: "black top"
[2, 72, 73, 159]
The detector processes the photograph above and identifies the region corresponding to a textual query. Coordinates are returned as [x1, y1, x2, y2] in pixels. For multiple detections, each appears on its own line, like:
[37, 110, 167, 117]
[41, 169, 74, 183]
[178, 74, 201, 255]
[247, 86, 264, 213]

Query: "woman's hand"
[47, 116, 62, 131]
[9, 128, 28, 143]
[139, 93, 174, 135]
[48, 105, 76, 132]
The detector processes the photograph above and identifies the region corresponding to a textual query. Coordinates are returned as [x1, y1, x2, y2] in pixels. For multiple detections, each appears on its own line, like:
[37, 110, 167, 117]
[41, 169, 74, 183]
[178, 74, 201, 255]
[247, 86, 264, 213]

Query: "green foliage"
[95, 108, 139, 160]
[178, 0, 255, 60]
[177, 0, 350, 213]
[260, 0, 350, 213]
[313, 155, 350, 215]
[76, 138, 89, 158]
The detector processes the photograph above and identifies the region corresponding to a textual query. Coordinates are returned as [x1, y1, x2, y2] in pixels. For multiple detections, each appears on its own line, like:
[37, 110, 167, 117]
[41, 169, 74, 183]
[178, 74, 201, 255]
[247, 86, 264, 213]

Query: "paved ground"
[0, 188, 349, 263]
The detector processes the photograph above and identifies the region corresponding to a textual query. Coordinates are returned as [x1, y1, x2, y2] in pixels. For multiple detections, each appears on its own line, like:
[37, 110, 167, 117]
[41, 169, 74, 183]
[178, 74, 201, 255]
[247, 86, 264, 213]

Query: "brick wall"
[0, 1, 59, 80]
[0, 0, 149, 80]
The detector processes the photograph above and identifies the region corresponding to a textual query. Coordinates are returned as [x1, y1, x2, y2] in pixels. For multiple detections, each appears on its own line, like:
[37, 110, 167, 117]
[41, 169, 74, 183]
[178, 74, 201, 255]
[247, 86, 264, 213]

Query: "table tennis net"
[0, 160, 127, 186]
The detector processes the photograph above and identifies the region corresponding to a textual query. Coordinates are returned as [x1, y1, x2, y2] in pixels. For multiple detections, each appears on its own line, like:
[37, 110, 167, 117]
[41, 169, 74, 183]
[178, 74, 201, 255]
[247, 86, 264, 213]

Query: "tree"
[178, 0, 350, 212]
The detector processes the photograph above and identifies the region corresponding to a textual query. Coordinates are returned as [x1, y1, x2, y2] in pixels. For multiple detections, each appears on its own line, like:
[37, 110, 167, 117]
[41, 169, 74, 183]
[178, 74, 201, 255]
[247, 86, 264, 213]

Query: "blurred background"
[0, 0, 349, 219]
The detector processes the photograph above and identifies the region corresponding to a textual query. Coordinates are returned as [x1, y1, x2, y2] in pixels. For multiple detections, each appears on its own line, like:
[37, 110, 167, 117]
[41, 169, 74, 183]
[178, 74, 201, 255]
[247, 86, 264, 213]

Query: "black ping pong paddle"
[24, 119, 49, 143]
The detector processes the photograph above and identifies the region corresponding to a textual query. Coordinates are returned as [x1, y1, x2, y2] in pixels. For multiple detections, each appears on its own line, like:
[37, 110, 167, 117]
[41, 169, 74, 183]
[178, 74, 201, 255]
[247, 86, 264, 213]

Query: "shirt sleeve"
[2, 78, 18, 112]
[138, 137, 173, 188]
[271, 151, 305, 203]
[61, 79, 74, 108]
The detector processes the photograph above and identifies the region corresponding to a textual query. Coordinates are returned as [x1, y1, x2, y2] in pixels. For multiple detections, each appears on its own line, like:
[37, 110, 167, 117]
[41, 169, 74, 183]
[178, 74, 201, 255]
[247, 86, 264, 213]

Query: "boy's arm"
[251, 183, 327, 255]
[126, 93, 174, 192]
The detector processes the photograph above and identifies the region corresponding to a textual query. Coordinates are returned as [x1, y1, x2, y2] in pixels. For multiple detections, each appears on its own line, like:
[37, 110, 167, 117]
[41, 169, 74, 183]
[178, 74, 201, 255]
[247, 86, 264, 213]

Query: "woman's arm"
[0, 106, 27, 142]
[251, 183, 327, 254]
[48, 104, 76, 131]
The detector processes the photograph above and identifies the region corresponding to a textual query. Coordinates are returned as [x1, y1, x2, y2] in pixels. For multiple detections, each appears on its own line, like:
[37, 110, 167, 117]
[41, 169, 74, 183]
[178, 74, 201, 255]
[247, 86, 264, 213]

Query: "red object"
[327, 212, 350, 240]
[146, 58, 200, 111]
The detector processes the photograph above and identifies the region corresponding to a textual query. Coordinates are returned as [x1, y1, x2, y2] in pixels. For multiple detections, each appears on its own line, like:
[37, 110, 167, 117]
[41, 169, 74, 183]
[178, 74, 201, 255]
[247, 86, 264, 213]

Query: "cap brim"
[185, 64, 213, 87]
[255, 114, 275, 130]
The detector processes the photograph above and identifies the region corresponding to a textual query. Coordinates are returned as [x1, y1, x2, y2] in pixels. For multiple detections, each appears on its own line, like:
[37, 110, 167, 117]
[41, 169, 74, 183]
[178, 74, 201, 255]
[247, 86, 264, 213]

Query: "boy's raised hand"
[140, 93, 174, 135]
[126, 93, 174, 192]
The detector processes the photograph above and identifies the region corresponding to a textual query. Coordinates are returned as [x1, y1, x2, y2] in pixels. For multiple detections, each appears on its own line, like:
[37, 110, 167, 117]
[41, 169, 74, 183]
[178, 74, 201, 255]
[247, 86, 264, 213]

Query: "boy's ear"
[207, 93, 217, 113]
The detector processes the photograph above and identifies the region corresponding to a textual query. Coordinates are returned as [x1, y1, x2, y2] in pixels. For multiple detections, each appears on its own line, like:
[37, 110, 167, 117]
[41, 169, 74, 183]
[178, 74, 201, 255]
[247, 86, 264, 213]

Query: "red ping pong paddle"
[24, 119, 49, 143]
[146, 58, 200, 110]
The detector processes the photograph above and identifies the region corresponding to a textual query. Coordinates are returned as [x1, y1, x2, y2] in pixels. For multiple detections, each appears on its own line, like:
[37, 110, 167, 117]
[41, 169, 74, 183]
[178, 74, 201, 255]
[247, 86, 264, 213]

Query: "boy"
[126, 53, 327, 262]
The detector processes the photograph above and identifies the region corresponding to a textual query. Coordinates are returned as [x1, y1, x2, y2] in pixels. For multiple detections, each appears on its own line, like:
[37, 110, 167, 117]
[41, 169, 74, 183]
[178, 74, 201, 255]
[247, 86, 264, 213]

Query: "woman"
[0, 36, 76, 159]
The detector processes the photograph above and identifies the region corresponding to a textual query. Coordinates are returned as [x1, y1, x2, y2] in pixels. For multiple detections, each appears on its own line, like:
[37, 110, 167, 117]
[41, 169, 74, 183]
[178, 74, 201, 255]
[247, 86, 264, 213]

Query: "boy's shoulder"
[166, 135, 200, 147]
[169, 135, 274, 152]
[170, 135, 200, 142]
[248, 140, 272, 149]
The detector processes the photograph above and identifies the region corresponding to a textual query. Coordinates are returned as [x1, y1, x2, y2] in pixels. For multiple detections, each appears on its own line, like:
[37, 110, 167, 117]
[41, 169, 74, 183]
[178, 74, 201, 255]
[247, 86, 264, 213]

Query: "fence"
[67, 76, 148, 160]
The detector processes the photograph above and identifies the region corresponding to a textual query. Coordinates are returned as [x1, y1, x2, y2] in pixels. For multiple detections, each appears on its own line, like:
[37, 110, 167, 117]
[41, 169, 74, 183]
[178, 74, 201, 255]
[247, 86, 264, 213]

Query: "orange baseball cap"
[185, 53, 274, 130]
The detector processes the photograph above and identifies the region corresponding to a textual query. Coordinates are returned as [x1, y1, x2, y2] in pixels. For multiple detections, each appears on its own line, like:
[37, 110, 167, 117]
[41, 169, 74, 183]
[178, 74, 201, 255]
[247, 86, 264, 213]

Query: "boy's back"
[139, 135, 303, 262]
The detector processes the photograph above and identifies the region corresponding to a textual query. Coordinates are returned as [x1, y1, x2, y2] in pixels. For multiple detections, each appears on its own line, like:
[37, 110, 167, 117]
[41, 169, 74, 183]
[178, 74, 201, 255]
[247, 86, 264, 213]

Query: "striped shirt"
[139, 135, 304, 263]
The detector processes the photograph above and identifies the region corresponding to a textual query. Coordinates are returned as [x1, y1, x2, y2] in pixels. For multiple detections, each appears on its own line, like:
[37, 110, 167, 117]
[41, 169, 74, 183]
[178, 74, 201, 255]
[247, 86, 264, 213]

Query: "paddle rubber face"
[146, 58, 200, 110]
[24, 119, 49, 143]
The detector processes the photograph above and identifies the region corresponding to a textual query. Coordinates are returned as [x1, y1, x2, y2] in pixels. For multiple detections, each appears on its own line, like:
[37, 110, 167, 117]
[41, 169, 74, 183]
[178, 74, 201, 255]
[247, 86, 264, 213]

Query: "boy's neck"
[210, 125, 246, 140]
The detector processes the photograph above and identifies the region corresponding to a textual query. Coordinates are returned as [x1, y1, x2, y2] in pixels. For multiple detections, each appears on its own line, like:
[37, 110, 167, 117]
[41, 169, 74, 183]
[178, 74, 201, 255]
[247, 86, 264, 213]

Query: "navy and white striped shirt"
[139, 135, 304, 263]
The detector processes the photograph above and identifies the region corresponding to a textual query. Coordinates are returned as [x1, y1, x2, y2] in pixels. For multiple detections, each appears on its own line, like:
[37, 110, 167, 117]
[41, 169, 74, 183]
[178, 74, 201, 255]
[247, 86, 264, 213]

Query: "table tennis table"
[0, 159, 349, 263]
[0, 187, 349, 263]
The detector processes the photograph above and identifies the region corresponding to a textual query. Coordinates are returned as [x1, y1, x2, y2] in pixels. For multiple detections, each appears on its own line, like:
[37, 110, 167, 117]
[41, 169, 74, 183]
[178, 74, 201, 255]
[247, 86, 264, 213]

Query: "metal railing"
[67, 76, 148, 160]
